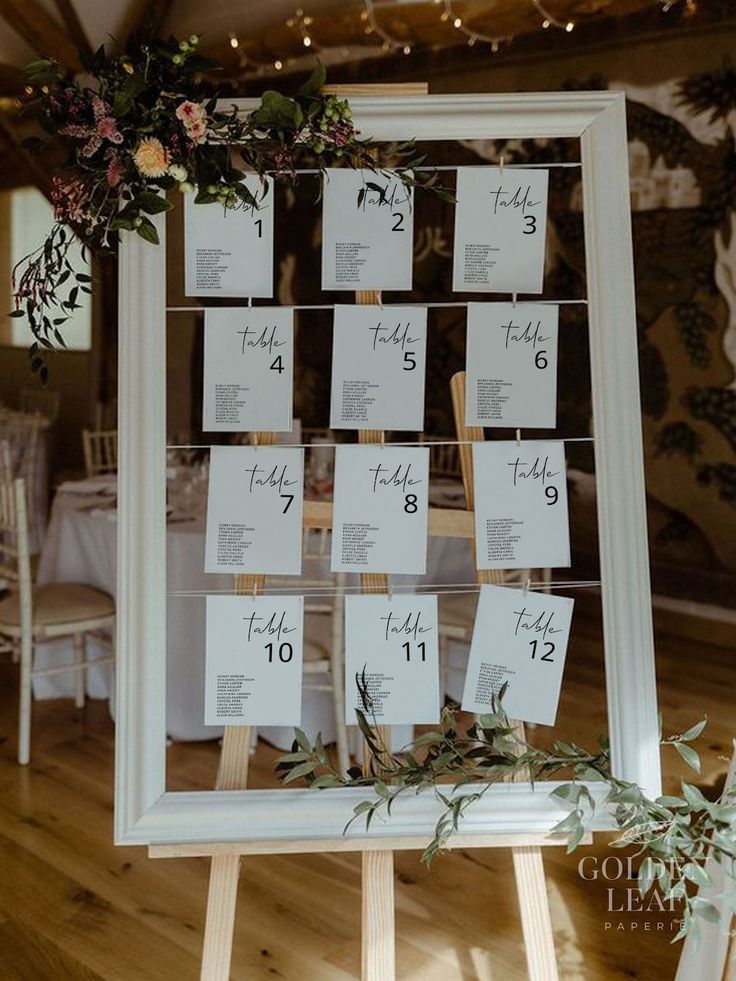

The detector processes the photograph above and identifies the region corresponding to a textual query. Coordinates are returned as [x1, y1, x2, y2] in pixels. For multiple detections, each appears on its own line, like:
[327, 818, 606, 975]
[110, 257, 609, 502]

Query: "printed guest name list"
[330, 305, 427, 431]
[345, 594, 440, 725]
[331, 445, 429, 574]
[203, 307, 293, 432]
[205, 595, 304, 726]
[453, 167, 549, 294]
[322, 169, 414, 291]
[205, 445, 303, 574]
[184, 175, 274, 297]
[473, 440, 570, 569]
[462, 584, 573, 726]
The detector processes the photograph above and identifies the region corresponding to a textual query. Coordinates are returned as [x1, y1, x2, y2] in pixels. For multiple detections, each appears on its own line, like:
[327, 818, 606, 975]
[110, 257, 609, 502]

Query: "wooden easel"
[450, 369, 562, 981]
[149, 83, 587, 980]
[155, 375, 576, 980]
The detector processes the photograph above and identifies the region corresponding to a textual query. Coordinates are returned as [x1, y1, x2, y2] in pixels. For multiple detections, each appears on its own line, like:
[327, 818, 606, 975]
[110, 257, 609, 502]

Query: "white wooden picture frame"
[115, 91, 660, 849]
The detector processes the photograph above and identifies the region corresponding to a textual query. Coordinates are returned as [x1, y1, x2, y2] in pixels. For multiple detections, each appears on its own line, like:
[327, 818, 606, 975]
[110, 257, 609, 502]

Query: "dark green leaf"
[136, 218, 160, 245]
[298, 61, 326, 97]
[135, 191, 172, 215]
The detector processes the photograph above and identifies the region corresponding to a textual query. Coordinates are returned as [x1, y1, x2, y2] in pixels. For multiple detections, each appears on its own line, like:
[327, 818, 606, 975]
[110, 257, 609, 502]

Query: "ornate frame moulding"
[115, 91, 660, 848]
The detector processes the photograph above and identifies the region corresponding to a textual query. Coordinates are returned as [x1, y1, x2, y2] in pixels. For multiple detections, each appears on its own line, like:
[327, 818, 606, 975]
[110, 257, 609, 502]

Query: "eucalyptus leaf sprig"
[276, 701, 736, 943]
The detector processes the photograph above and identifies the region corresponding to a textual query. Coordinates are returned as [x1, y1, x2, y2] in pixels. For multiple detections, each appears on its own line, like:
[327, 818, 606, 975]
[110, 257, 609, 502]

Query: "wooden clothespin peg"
[499, 154, 505, 176]
[523, 577, 531, 596]
[512, 292, 517, 308]
[516, 428, 521, 446]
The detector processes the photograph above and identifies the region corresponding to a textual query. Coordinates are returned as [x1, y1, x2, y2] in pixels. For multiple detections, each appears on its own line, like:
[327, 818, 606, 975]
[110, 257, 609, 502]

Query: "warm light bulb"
[303, 35, 312, 46]
[467, 36, 476, 46]
[274, 59, 283, 69]
[491, 40, 499, 52]
[403, 44, 411, 54]
[454, 17, 462, 27]
[360, 9, 368, 19]
[542, 18, 550, 28]
[440, 10, 449, 21]
[565, 20, 574, 31]
[230, 35, 239, 48]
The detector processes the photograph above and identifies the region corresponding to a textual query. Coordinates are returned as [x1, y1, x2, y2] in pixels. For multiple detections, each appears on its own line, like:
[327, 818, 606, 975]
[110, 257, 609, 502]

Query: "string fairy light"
[229, 0, 687, 82]
[286, 7, 319, 50]
[530, 0, 575, 32]
[441, 0, 511, 51]
[362, 0, 413, 54]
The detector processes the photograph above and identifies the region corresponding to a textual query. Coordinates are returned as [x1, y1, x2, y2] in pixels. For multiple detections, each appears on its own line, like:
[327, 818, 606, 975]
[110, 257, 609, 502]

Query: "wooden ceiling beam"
[0, 0, 82, 73]
[52, 0, 92, 61]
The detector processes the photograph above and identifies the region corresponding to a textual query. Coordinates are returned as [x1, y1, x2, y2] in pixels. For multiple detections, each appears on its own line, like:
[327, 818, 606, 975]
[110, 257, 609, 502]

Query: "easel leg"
[362, 850, 395, 981]
[450, 371, 560, 981]
[201, 854, 242, 981]
[512, 846, 559, 981]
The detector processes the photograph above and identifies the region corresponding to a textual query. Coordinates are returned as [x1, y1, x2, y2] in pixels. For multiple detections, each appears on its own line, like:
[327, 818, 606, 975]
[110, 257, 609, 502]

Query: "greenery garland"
[10, 29, 440, 380]
[277, 694, 736, 945]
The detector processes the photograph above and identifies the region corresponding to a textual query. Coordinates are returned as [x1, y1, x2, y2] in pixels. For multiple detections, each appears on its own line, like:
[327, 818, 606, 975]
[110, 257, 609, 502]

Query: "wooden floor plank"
[0, 607, 730, 979]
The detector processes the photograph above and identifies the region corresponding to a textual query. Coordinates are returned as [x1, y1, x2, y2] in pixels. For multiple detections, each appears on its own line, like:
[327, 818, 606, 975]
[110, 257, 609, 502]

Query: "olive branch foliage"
[277, 686, 736, 944]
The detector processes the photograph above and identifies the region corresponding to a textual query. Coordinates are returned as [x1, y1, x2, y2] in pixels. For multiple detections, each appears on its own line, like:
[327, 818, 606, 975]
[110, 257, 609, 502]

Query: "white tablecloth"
[34, 478, 475, 746]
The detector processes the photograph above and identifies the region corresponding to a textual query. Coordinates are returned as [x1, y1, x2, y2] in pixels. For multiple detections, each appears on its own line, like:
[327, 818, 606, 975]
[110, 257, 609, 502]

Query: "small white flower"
[169, 164, 188, 182]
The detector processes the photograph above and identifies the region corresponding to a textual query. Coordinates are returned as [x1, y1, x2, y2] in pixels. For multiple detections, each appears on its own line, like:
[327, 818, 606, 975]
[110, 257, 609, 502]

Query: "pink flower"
[60, 95, 122, 157]
[105, 150, 123, 188]
[175, 101, 199, 121]
[176, 100, 208, 145]
[50, 177, 92, 225]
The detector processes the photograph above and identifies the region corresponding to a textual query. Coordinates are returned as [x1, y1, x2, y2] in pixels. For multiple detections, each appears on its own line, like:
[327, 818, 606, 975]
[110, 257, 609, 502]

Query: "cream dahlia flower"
[133, 137, 169, 178]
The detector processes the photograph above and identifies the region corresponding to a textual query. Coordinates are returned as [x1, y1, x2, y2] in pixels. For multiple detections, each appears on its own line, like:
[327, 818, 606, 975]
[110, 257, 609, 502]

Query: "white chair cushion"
[0, 583, 114, 629]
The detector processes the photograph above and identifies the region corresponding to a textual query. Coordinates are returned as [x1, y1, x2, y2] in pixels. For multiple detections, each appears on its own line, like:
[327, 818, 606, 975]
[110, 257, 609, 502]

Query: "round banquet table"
[33, 475, 475, 745]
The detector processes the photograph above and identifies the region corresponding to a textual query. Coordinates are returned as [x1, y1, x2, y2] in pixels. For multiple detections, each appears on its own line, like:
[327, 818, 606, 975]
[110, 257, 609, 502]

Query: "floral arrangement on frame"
[10, 29, 434, 379]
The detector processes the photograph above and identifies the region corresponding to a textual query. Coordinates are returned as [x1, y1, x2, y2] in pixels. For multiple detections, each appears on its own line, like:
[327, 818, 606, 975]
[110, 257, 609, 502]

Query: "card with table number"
[330, 445, 429, 574]
[205, 595, 304, 726]
[461, 584, 574, 726]
[205, 445, 303, 574]
[329, 305, 427, 431]
[465, 302, 559, 428]
[184, 175, 274, 297]
[452, 167, 549, 294]
[344, 593, 440, 725]
[321, 169, 414, 291]
[472, 440, 570, 569]
[203, 307, 293, 432]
